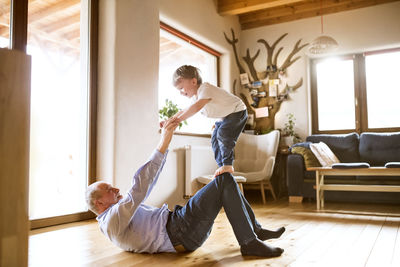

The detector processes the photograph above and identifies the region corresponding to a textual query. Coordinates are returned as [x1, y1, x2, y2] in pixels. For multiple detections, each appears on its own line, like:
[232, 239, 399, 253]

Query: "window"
[7, 0, 97, 227]
[314, 58, 356, 131]
[27, 0, 95, 221]
[28, 1, 85, 219]
[311, 48, 400, 134]
[0, 1, 10, 48]
[364, 51, 400, 129]
[159, 22, 220, 135]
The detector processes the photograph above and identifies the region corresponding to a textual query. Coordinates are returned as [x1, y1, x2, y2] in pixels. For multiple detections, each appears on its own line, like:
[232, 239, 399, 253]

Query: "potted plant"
[159, 99, 187, 129]
[281, 113, 301, 146]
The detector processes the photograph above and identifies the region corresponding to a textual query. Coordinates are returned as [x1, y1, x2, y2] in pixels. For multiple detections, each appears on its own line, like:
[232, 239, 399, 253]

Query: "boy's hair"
[172, 65, 202, 86]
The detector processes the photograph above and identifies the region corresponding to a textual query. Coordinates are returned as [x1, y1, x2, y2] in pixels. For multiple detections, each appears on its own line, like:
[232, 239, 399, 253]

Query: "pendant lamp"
[309, 0, 338, 54]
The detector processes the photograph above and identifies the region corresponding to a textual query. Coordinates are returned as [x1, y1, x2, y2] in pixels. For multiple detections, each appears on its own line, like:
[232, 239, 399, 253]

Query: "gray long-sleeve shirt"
[96, 149, 176, 253]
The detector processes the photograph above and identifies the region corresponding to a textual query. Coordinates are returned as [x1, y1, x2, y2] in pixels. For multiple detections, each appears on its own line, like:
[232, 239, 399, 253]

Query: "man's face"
[97, 183, 122, 209]
[175, 78, 198, 98]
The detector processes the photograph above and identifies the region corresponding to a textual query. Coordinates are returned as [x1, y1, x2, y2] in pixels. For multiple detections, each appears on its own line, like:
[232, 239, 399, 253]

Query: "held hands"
[158, 117, 179, 154]
[159, 111, 184, 128]
[161, 117, 179, 136]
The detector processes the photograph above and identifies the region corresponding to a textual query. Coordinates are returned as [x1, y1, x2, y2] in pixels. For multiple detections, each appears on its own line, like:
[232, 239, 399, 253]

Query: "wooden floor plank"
[366, 217, 400, 267]
[28, 198, 400, 267]
[289, 214, 354, 266]
[315, 214, 372, 266]
[391, 219, 400, 267]
[340, 216, 387, 267]
[283, 215, 344, 266]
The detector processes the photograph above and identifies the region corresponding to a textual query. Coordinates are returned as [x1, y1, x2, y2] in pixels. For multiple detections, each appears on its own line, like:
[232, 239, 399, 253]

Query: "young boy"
[171, 65, 247, 177]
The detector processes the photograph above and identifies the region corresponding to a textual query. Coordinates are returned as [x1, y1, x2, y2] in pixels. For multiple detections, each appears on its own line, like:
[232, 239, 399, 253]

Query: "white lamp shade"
[308, 35, 339, 54]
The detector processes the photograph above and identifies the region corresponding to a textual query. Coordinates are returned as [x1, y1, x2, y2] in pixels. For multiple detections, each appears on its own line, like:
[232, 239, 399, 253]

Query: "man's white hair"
[85, 181, 104, 215]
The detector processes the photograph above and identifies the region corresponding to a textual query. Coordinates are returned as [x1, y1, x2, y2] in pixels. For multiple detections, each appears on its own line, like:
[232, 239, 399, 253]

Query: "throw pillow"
[289, 141, 313, 152]
[310, 142, 340, 167]
[291, 147, 321, 168]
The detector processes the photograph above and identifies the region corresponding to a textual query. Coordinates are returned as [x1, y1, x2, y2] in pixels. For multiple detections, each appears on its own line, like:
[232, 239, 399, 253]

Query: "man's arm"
[174, 98, 210, 123]
[103, 118, 179, 235]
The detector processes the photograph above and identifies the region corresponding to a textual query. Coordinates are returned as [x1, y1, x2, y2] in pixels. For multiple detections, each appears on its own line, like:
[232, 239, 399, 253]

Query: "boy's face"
[175, 78, 198, 98]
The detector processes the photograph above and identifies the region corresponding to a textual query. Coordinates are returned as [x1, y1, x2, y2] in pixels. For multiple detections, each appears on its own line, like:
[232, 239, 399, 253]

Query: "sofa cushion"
[385, 162, 400, 168]
[332, 162, 370, 169]
[359, 132, 400, 166]
[310, 142, 340, 167]
[291, 147, 321, 168]
[306, 133, 360, 162]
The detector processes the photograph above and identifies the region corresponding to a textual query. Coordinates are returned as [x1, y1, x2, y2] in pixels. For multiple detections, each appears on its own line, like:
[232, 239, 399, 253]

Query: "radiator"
[184, 145, 218, 198]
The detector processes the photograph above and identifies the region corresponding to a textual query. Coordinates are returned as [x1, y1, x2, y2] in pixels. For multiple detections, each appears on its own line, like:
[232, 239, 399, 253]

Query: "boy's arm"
[174, 98, 211, 122]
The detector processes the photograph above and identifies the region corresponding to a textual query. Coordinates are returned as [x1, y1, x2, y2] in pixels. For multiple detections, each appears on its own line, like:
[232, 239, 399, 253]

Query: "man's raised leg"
[215, 173, 284, 257]
[168, 173, 284, 257]
[239, 192, 286, 241]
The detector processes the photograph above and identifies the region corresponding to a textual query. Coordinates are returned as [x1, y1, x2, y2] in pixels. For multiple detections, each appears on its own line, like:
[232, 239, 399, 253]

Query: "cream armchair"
[233, 130, 280, 204]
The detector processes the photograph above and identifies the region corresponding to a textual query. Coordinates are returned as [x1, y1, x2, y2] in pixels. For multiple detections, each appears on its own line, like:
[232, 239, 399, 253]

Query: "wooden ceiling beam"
[240, 0, 319, 21]
[160, 47, 186, 60]
[0, 25, 9, 37]
[0, 14, 9, 36]
[160, 42, 180, 52]
[28, 0, 80, 24]
[218, 0, 306, 15]
[28, 36, 79, 58]
[61, 27, 80, 42]
[28, 25, 79, 50]
[41, 13, 80, 33]
[239, 0, 400, 29]
[0, 1, 10, 17]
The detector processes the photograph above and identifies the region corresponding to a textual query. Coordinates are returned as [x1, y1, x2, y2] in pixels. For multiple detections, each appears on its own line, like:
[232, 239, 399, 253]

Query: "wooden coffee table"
[306, 167, 400, 210]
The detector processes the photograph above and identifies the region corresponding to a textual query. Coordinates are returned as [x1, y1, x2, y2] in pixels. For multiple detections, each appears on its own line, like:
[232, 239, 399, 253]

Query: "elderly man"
[86, 117, 285, 258]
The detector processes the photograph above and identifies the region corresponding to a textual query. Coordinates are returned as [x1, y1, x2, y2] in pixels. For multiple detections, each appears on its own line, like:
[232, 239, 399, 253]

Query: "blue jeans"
[166, 173, 262, 251]
[211, 110, 248, 166]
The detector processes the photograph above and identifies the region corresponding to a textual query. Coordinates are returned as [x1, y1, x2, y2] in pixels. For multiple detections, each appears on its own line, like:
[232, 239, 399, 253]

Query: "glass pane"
[316, 59, 356, 131]
[159, 29, 217, 134]
[28, 0, 89, 219]
[365, 51, 400, 128]
[0, 0, 10, 48]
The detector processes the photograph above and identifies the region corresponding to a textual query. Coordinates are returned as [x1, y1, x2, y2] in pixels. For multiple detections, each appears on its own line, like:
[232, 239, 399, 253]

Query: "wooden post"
[0, 48, 31, 267]
[316, 170, 320, 210]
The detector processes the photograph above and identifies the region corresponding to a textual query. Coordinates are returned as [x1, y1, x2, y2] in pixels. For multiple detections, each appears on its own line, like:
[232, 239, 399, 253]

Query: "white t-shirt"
[192, 82, 246, 119]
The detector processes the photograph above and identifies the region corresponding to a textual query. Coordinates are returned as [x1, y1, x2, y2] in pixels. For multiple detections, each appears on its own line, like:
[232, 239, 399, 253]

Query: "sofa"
[287, 132, 400, 204]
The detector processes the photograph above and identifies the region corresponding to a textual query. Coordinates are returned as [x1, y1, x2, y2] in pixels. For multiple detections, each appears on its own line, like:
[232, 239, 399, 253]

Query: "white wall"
[97, 0, 160, 198]
[240, 2, 400, 139]
[97, 0, 241, 207]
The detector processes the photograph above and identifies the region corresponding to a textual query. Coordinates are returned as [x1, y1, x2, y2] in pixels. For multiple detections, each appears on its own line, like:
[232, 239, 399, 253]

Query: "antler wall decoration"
[224, 29, 308, 134]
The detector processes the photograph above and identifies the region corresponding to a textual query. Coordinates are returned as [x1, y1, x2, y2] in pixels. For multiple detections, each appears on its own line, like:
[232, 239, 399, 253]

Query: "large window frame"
[311, 48, 400, 134]
[159, 22, 221, 137]
[9, 0, 98, 229]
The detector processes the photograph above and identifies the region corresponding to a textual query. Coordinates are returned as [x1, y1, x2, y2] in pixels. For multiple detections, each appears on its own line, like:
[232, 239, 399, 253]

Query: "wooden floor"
[29, 195, 400, 267]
